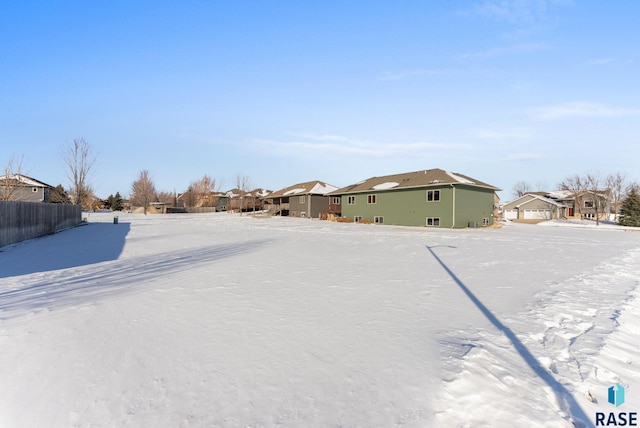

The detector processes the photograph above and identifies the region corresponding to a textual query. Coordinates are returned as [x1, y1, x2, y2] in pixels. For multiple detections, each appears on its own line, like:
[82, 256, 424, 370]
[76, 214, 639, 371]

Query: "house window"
[427, 190, 440, 202]
[374, 216, 384, 224]
[332, 197, 341, 204]
[299, 195, 306, 203]
[347, 196, 356, 205]
[354, 216, 362, 223]
[584, 200, 594, 208]
[367, 194, 377, 204]
[426, 217, 440, 227]
[482, 218, 489, 226]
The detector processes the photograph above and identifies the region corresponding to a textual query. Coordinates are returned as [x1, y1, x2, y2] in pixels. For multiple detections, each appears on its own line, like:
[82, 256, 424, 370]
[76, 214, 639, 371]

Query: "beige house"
[502, 193, 566, 220]
[503, 189, 613, 221]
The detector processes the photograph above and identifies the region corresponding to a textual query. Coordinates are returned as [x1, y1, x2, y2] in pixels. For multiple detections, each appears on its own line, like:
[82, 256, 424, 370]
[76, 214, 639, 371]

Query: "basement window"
[374, 216, 384, 224]
[354, 216, 362, 223]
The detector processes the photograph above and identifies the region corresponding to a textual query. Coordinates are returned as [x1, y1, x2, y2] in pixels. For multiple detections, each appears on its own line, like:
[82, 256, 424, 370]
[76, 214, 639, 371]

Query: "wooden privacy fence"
[0, 201, 82, 247]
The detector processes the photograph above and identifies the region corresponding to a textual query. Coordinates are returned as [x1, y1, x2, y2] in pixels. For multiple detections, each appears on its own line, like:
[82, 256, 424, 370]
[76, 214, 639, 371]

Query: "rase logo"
[596, 383, 637, 426]
[610, 383, 626, 407]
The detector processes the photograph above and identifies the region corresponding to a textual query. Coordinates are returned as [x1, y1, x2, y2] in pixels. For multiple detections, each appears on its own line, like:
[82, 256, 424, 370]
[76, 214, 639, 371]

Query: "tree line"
[127, 170, 254, 215]
[2, 138, 255, 215]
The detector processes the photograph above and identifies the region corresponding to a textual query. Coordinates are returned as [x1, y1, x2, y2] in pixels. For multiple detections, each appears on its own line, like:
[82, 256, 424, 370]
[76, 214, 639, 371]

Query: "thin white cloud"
[505, 152, 546, 161]
[529, 101, 640, 120]
[471, 0, 568, 26]
[377, 69, 446, 81]
[464, 0, 569, 39]
[252, 134, 469, 159]
[285, 132, 351, 142]
[459, 42, 545, 60]
[584, 58, 633, 66]
[474, 127, 534, 140]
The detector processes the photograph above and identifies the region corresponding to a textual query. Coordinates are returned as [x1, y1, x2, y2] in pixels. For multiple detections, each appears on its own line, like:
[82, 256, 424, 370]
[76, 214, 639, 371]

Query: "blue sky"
[1, 0, 639, 199]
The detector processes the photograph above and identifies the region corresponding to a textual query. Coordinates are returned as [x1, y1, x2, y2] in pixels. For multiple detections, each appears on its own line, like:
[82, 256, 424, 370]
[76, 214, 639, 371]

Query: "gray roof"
[0, 174, 53, 188]
[330, 168, 500, 195]
[268, 180, 338, 198]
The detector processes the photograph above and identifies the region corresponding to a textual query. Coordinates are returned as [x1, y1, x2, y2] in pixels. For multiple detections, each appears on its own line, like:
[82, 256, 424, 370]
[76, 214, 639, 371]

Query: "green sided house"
[330, 169, 500, 228]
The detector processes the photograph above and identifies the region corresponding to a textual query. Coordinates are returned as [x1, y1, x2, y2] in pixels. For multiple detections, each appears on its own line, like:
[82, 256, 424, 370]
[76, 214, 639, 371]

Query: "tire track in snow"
[0, 239, 270, 322]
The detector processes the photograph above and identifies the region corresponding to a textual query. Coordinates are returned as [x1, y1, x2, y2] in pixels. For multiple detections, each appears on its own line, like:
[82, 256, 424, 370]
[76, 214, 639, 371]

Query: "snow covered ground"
[1, 212, 639, 427]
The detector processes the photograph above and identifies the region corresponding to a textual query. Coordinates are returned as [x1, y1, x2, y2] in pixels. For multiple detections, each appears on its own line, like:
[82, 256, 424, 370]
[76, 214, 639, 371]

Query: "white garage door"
[504, 209, 518, 220]
[524, 209, 551, 219]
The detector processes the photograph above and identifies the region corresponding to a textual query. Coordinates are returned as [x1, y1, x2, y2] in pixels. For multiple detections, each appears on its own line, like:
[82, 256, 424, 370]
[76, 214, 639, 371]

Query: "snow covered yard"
[1, 212, 639, 427]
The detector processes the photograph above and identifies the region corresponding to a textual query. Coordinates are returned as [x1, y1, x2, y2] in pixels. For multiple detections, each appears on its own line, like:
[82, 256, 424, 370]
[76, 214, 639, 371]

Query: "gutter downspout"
[451, 184, 456, 228]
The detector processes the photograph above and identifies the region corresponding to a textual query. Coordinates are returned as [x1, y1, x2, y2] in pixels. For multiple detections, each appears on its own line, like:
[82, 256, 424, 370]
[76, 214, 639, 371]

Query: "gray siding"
[0, 201, 81, 247]
[289, 195, 329, 218]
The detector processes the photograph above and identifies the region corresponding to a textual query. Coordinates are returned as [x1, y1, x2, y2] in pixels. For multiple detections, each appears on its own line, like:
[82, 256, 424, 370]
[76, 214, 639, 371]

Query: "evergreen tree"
[112, 191, 124, 211]
[104, 192, 124, 211]
[48, 184, 72, 204]
[619, 189, 640, 227]
[105, 194, 115, 209]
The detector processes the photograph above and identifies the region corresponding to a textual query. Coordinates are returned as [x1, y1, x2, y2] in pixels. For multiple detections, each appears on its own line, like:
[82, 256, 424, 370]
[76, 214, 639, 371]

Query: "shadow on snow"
[0, 239, 270, 321]
[0, 222, 132, 278]
[426, 245, 591, 428]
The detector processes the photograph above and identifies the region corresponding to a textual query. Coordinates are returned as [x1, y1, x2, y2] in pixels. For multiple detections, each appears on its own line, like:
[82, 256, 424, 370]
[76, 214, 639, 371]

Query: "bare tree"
[0, 155, 24, 201]
[62, 138, 97, 207]
[585, 171, 608, 225]
[235, 174, 252, 215]
[157, 190, 177, 206]
[607, 172, 627, 222]
[190, 175, 221, 207]
[131, 170, 157, 215]
[559, 174, 587, 219]
[627, 181, 640, 196]
[181, 186, 197, 208]
[512, 180, 531, 198]
[534, 181, 548, 192]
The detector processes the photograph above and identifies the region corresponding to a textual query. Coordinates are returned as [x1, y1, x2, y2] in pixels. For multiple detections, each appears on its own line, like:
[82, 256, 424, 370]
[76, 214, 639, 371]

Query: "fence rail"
[0, 201, 82, 247]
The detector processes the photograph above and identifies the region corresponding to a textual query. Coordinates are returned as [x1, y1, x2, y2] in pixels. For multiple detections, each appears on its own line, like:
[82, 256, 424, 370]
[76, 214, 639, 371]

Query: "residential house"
[267, 180, 338, 218]
[546, 189, 612, 220]
[246, 188, 271, 213]
[330, 169, 500, 228]
[501, 193, 567, 220]
[177, 189, 227, 212]
[0, 174, 54, 202]
[504, 190, 613, 221]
